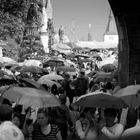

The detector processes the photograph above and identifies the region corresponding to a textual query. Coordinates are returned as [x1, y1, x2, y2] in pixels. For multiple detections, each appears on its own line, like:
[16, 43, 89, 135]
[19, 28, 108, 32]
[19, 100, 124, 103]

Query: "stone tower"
[103, 9, 118, 44]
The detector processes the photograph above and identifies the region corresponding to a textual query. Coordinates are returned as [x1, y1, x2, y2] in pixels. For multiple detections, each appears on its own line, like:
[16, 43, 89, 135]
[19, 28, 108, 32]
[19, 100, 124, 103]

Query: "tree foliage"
[0, 0, 43, 59]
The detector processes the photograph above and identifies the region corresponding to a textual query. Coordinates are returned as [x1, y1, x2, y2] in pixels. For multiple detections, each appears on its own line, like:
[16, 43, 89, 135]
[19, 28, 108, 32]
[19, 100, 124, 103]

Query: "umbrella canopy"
[38, 73, 64, 82]
[79, 58, 93, 63]
[23, 59, 42, 67]
[43, 56, 65, 67]
[115, 85, 140, 107]
[10, 65, 22, 72]
[2, 87, 60, 108]
[75, 54, 90, 58]
[38, 79, 61, 88]
[75, 91, 128, 108]
[101, 63, 116, 72]
[52, 43, 71, 51]
[19, 78, 41, 89]
[0, 78, 18, 86]
[0, 57, 16, 64]
[56, 66, 75, 72]
[19, 66, 43, 74]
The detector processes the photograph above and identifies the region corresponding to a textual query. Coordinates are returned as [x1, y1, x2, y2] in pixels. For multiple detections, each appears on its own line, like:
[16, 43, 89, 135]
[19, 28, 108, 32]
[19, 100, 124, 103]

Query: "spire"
[104, 9, 117, 35]
[46, 0, 53, 19]
[88, 24, 92, 41]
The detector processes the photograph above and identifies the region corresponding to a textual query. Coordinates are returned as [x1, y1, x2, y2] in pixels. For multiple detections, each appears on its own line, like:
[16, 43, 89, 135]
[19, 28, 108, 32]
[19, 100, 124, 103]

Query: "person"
[12, 112, 22, 129]
[75, 107, 100, 140]
[100, 108, 124, 139]
[51, 94, 73, 140]
[74, 70, 89, 97]
[111, 77, 121, 95]
[0, 104, 24, 140]
[61, 73, 74, 104]
[24, 107, 62, 140]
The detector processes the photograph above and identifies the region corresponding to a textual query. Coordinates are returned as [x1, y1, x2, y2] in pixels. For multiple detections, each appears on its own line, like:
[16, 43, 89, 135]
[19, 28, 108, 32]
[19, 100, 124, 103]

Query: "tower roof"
[104, 9, 118, 35]
[46, 0, 53, 19]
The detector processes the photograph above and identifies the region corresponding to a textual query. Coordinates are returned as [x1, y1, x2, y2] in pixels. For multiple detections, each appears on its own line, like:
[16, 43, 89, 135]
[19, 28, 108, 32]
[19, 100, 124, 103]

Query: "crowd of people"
[0, 48, 140, 140]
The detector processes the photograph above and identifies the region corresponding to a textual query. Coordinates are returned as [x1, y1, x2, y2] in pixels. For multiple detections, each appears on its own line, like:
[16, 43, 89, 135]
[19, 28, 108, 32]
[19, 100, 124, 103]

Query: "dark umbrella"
[43, 56, 65, 67]
[56, 66, 75, 72]
[79, 58, 93, 63]
[101, 63, 116, 72]
[75, 91, 128, 108]
[0, 78, 18, 86]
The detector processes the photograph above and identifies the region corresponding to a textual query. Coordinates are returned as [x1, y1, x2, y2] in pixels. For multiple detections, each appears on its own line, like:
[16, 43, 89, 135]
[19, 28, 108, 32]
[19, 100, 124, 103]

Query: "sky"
[51, 0, 114, 42]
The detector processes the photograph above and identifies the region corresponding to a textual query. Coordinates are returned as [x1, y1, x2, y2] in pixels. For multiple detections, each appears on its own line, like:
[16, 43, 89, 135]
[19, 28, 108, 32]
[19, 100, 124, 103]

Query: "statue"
[40, 0, 48, 33]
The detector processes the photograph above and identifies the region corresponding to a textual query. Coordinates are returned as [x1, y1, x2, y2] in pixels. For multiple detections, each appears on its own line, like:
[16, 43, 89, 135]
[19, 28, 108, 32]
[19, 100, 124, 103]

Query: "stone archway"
[108, 0, 140, 87]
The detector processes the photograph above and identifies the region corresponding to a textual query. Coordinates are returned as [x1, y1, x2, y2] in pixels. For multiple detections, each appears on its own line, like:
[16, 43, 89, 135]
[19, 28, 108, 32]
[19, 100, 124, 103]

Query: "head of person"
[59, 94, 66, 105]
[0, 105, 13, 123]
[37, 108, 50, 127]
[12, 113, 22, 128]
[79, 69, 85, 78]
[111, 77, 119, 87]
[104, 108, 118, 127]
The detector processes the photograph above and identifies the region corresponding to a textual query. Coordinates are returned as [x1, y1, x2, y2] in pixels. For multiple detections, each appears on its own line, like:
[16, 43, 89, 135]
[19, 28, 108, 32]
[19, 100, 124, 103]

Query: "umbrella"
[101, 63, 116, 72]
[56, 66, 75, 72]
[43, 57, 65, 67]
[2, 87, 60, 108]
[52, 43, 71, 51]
[38, 73, 64, 82]
[92, 71, 113, 82]
[0, 78, 18, 86]
[23, 59, 42, 67]
[79, 59, 93, 63]
[19, 66, 43, 74]
[4, 63, 18, 69]
[114, 85, 140, 107]
[38, 79, 61, 88]
[75, 54, 90, 58]
[0, 57, 16, 64]
[10, 65, 22, 72]
[19, 78, 41, 89]
[75, 91, 128, 108]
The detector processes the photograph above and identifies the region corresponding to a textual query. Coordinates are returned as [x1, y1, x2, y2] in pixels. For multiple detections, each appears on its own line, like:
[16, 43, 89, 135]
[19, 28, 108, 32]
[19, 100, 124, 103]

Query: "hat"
[0, 121, 24, 140]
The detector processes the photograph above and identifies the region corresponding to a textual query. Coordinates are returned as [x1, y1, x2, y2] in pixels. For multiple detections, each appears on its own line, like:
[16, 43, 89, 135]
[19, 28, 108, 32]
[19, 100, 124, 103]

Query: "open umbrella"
[79, 59, 93, 63]
[38, 79, 61, 88]
[52, 43, 71, 51]
[114, 85, 140, 107]
[75, 90, 128, 108]
[38, 73, 64, 82]
[2, 87, 60, 108]
[19, 66, 43, 74]
[56, 66, 75, 72]
[0, 78, 18, 86]
[101, 63, 116, 72]
[10, 65, 22, 72]
[19, 78, 41, 89]
[75, 54, 90, 58]
[43, 56, 65, 67]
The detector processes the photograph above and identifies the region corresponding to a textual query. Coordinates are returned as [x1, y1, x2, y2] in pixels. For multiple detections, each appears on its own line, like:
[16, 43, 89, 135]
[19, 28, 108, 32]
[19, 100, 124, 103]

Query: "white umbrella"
[38, 73, 64, 82]
[52, 43, 71, 51]
[0, 57, 16, 64]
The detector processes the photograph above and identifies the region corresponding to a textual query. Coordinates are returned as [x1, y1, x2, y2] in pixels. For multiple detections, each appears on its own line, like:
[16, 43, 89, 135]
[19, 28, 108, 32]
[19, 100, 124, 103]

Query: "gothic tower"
[103, 9, 118, 43]
[46, 0, 53, 19]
